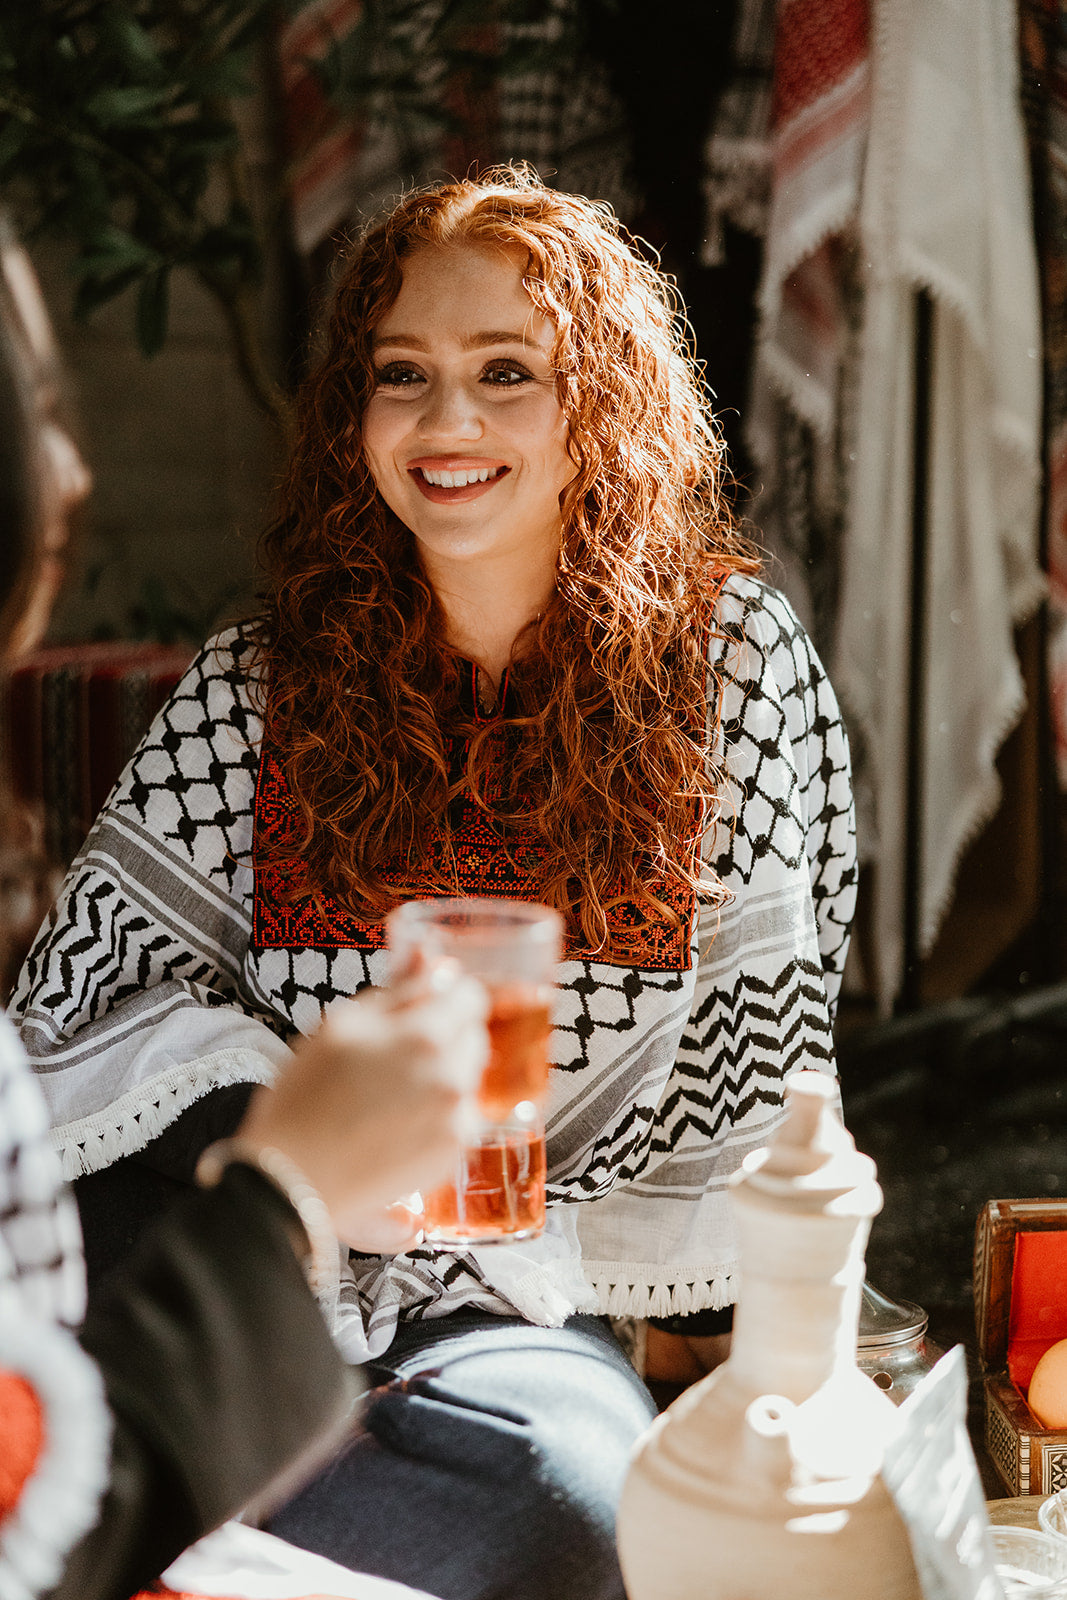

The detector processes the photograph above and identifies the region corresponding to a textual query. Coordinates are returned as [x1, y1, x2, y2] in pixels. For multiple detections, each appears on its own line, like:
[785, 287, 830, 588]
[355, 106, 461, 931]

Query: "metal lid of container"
[858, 1281, 929, 1350]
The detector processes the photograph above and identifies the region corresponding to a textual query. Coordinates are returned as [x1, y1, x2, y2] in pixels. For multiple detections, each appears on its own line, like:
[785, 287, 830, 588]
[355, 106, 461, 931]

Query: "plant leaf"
[72, 224, 158, 275]
[98, 9, 167, 82]
[72, 266, 143, 319]
[193, 206, 262, 283]
[0, 115, 27, 175]
[136, 266, 170, 356]
[84, 84, 171, 126]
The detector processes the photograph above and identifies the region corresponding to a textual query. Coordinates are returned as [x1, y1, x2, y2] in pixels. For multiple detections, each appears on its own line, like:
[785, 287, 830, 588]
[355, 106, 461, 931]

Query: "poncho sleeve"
[575, 578, 857, 1317]
[9, 627, 292, 1182]
[735, 582, 857, 1013]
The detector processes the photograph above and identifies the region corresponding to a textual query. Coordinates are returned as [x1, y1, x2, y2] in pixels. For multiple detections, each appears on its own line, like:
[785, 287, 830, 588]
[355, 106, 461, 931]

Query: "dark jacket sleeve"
[50, 1164, 358, 1600]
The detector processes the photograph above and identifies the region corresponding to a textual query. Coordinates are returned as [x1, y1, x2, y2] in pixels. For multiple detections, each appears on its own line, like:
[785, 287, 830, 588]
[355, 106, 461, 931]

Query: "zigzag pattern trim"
[49, 1048, 280, 1180]
[581, 1264, 740, 1319]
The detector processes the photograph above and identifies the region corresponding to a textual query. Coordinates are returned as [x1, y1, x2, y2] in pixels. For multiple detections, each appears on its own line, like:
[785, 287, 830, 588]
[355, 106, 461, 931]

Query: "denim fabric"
[266, 1311, 658, 1600]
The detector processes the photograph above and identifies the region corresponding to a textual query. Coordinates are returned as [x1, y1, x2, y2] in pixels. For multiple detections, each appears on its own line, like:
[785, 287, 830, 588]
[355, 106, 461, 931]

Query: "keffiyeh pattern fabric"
[12, 576, 855, 1365]
[749, 0, 1044, 1010]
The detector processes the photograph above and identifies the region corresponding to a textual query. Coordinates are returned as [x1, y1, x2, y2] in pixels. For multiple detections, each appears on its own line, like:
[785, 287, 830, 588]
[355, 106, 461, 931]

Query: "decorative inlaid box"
[974, 1198, 1067, 1496]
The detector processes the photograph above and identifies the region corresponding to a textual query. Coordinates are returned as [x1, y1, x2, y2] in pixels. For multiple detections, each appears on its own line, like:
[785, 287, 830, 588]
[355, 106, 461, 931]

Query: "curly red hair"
[254, 165, 758, 958]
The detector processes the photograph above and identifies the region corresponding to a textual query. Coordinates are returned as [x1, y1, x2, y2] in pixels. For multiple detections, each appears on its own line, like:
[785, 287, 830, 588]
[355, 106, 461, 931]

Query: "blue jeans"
[265, 1311, 658, 1600]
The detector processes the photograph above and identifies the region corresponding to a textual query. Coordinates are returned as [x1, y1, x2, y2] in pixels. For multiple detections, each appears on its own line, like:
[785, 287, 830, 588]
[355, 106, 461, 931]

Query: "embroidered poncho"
[13, 575, 856, 1364]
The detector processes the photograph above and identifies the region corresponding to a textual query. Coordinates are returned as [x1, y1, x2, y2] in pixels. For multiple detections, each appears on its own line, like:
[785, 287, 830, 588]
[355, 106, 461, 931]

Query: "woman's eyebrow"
[373, 329, 540, 351]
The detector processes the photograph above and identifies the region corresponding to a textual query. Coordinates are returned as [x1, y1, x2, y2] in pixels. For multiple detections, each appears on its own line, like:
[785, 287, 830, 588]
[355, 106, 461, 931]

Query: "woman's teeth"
[418, 466, 500, 488]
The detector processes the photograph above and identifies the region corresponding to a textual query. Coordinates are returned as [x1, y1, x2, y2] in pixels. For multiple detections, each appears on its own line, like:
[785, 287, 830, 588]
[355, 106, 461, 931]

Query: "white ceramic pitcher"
[616, 1071, 922, 1600]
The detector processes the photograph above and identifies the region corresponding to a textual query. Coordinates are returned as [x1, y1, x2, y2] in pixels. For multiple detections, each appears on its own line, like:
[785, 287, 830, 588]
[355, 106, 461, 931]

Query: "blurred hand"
[235, 962, 487, 1247]
[343, 1196, 425, 1255]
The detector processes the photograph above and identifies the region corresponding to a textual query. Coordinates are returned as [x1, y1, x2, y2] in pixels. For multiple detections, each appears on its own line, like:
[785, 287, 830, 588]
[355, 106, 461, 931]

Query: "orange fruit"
[1028, 1338, 1067, 1428]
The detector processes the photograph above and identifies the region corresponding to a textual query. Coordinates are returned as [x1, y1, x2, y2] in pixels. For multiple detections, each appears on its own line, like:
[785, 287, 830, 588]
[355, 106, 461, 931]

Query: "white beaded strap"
[195, 1139, 337, 1295]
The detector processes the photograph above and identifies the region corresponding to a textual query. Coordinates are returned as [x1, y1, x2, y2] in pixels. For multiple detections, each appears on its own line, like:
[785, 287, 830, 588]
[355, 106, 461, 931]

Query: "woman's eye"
[482, 360, 533, 387]
[374, 363, 423, 388]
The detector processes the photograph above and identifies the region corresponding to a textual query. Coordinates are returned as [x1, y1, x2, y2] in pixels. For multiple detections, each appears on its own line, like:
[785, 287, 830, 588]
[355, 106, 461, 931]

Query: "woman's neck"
[425, 555, 557, 686]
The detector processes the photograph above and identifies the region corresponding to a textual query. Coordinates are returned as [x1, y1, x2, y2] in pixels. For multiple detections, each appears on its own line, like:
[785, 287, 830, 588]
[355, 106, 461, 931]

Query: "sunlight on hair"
[253, 165, 759, 959]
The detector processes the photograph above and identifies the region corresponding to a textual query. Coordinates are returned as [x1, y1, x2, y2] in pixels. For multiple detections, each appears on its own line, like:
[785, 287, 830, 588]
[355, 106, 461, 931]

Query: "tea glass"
[386, 897, 562, 1250]
[989, 1526, 1067, 1598]
[1039, 1489, 1067, 1544]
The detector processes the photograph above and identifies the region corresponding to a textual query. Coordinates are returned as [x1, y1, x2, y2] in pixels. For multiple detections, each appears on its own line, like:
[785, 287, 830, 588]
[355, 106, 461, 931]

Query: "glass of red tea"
[386, 897, 562, 1249]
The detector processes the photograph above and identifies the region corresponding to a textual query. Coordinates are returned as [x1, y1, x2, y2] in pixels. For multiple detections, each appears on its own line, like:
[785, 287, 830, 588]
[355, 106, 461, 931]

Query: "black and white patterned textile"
[701, 0, 776, 266]
[0, 1016, 111, 1598]
[492, 0, 639, 223]
[13, 575, 856, 1363]
[0, 1016, 85, 1330]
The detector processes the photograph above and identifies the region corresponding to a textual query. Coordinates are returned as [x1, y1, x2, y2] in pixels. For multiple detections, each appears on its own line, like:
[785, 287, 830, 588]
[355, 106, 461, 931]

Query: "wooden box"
[974, 1198, 1067, 1496]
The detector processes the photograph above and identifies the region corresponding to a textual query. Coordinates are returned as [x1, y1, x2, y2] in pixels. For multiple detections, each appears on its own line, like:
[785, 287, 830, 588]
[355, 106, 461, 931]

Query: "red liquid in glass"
[423, 1128, 547, 1244]
[477, 989, 552, 1121]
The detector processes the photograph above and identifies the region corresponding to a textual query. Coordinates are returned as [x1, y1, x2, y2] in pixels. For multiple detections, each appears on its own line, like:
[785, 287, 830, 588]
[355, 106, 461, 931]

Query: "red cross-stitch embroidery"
[251, 747, 696, 972]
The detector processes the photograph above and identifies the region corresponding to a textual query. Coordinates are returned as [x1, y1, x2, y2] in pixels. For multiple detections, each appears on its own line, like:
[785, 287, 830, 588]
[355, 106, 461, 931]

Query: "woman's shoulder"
[99, 623, 266, 855]
[710, 572, 847, 767]
[711, 571, 819, 684]
[167, 619, 266, 723]
[115, 621, 266, 782]
[714, 570, 805, 640]
[190, 618, 265, 686]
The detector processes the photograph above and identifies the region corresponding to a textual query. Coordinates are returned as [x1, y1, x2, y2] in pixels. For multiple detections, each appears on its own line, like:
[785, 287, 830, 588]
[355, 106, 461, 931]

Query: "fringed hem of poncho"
[49, 1048, 279, 1181]
[581, 1261, 739, 1319]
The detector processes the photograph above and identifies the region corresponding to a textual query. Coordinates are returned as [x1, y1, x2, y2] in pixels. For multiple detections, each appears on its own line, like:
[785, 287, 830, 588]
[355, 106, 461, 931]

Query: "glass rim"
[386, 897, 563, 937]
[1038, 1491, 1067, 1538]
[990, 1524, 1067, 1589]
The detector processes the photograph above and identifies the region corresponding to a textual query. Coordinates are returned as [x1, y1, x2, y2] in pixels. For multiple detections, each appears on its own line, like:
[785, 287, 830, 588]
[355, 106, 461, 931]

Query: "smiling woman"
[255, 170, 754, 958]
[12, 165, 858, 1600]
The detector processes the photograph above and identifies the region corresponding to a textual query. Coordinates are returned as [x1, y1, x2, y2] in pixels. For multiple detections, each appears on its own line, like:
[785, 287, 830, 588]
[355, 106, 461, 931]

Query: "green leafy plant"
[0, 0, 613, 427]
[0, 0, 293, 424]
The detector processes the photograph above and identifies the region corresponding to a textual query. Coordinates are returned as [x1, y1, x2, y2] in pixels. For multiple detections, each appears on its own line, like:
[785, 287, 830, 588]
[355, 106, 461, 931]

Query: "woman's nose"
[415, 379, 482, 441]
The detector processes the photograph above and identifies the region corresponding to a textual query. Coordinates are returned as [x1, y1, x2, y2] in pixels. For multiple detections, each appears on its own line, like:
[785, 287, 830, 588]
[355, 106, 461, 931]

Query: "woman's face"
[1, 242, 92, 660]
[361, 242, 575, 584]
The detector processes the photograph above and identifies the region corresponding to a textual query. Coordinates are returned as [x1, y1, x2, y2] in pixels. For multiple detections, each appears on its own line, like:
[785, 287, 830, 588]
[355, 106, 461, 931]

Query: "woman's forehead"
[394, 238, 528, 294]
[376, 241, 552, 343]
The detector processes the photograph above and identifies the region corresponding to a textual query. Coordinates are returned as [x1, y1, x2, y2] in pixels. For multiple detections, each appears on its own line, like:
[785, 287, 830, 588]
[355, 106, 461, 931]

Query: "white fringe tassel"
[583, 1263, 739, 1320]
[52, 1048, 281, 1182]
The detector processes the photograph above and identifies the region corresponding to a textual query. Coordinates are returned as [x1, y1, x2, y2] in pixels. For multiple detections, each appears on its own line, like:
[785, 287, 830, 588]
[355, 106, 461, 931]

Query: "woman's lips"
[407, 460, 510, 504]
